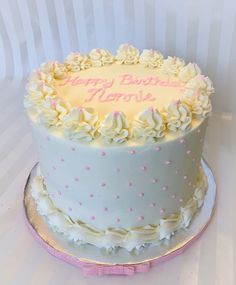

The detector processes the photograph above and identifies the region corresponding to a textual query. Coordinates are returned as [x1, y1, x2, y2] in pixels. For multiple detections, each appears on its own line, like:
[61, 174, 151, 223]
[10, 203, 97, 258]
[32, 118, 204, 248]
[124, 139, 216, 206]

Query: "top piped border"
[24, 44, 214, 145]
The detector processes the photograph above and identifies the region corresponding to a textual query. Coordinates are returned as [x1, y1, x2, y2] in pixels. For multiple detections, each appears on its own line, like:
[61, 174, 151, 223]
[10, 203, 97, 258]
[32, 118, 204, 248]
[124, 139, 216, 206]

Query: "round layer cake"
[24, 44, 214, 251]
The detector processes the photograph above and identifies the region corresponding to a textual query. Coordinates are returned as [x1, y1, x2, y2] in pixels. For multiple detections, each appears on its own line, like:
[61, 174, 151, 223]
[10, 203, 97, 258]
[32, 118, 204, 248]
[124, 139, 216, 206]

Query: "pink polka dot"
[165, 160, 172, 165]
[155, 146, 161, 152]
[74, 177, 79, 182]
[162, 186, 168, 191]
[85, 166, 91, 171]
[180, 138, 186, 144]
[103, 207, 108, 212]
[128, 181, 133, 187]
[152, 178, 159, 184]
[149, 202, 156, 208]
[115, 195, 120, 199]
[90, 193, 94, 198]
[172, 194, 176, 199]
[91, 216, 96, 220]
[139, 192, 145, 197]
[60, 157, 65, 162]
[160, 208, 165, 214]
[140, 166, 147, 171]
[68, 207, 72, 212]
[116, 168, 121, 172]
[129, 207, 133, 212]
[184, 175, 188, 180]
[129, 149, 136, 155]
[71, 146, 76, 151]
[101, 182, 106, 187]
[101, 151, 106, 157]
[64, 184, 69, 189]
[179, 198, 183, 202]
[116, 218, 120, 223]
[138, 216, 144, 221]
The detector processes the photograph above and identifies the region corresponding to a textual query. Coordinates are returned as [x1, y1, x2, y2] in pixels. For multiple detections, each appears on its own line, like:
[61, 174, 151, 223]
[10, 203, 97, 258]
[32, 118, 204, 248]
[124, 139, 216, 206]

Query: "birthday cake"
[24, 44, 214, 252]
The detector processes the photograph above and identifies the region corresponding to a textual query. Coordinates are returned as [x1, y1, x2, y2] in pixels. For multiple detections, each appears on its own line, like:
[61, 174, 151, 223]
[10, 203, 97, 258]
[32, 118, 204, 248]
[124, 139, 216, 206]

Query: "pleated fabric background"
[0, 1, 235, 284]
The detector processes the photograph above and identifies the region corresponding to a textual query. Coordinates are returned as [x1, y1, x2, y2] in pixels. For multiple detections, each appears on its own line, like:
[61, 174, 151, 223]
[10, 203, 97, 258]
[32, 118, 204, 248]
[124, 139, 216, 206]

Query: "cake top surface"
[24, 44, 214, 145]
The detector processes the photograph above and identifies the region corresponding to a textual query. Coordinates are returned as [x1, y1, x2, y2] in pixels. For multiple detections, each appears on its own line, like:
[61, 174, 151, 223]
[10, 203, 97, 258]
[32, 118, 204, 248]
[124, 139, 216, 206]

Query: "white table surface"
[0, 78, 235, 285]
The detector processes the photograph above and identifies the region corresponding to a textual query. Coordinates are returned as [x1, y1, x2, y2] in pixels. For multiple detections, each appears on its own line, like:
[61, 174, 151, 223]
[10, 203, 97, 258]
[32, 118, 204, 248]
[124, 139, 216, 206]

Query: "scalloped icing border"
[31, 166, 208, 252]
[24, 44, 214, 145]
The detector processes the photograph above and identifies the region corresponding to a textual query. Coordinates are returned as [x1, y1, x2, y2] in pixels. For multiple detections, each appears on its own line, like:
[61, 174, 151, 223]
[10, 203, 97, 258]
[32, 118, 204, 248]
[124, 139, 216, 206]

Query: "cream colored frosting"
[31, 165, 208, 251]
[65, 52, 91, 72]
[178, 63, 201, 82]
[115, 43, 140, 65]
[160, 56, 185, 76]
[139, 49, 164, 68]
[89, 48, 114, 67]
[41, 61, 67, 79]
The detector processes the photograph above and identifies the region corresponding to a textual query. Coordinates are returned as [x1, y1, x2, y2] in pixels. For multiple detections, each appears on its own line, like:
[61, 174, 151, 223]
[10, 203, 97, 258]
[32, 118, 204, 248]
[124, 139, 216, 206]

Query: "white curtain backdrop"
[0, 0, 235, 113]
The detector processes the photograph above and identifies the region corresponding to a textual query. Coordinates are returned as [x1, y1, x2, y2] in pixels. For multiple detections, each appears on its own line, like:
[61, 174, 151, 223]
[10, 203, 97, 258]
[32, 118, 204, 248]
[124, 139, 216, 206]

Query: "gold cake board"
[23, 158, 216, 276]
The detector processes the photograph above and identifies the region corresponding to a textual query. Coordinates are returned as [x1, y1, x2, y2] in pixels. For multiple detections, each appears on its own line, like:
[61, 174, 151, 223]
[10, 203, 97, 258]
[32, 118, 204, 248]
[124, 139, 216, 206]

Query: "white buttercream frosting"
[166, 101, 192, 132]
[115, 44, 140, 65]
[178, 63, 201, 82]
[40, 61, 67, 79]
[132, 107, 166, 142]
[99, 111, 130, 144]
[30, 166, 208, 251]
[89, 48, 114, 67]
[139, 49, 164, 68]
[186, 74, 214, 96]
[64, 52, 91, 71]
[183, 91, 212, 118]
[61, 107, 98, 142]
[161, 56, 185, 76]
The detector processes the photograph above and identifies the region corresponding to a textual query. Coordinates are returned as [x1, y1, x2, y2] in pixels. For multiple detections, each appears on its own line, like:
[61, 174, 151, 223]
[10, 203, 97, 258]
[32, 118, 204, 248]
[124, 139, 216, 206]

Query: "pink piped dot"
[138, 216, 144, 221]
[155, 146, 161, 152]
[139, 192, 145, 197]
[101, 151, 106, 157]
[71, 146, 76, 151]
[101, 182, 106, 187]
[85, 166, 91, 171]
[160, 208, 165, 214]
[186, 150, 191, 155]
[115, 195, 120, 199]
[162, 186, 168, 191]
[60, 157, 65, 162]
[64, 184, 69, 189]
[74, 177, 79, 182]
[140, 166, 147, 171]
[184, 175, 188, 180]
[179, 198, 183, 202]
[129, 207, 133, 212]
[129, 149, 136, 155]
[165, 160, 172, 165]
[68, 207, 72, 212]
[180, 138, 186, 144]
[116, 218, 120, 223]
[152, 178, 159, 184]
[172, 194, 176, 199]
[91, 216, 96, 220]
[149, 202, 156, 208]
[103, 207, 108, 212]
[90, 193, 94, 198]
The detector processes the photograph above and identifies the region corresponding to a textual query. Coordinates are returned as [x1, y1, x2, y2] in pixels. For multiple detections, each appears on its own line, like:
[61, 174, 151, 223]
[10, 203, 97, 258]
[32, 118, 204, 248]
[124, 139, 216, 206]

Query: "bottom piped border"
[30, 166, 208, 252]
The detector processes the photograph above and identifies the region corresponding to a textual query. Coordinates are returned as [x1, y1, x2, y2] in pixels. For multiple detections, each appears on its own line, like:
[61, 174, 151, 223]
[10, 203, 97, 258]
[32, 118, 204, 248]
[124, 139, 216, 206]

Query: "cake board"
[23, 158, 216, 276]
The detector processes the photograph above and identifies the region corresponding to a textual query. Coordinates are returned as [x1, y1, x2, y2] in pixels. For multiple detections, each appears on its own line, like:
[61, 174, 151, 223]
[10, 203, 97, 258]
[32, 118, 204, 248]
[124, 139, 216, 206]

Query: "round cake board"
[23, 158, 216, 276]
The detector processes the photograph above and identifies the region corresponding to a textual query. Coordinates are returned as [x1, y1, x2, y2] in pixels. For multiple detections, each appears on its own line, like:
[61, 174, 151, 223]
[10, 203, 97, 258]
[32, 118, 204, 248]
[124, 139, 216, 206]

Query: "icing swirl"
[65, 52, 91, 71]
[178, 63, 201, 82]
[139, 49, 164, 68]
[115, 44, 140, 65]
[89, 48, 114, 67]
[161, 56, 185, 76]
[41, 61, 67, 79]
[186, 75, 214, 96]
[61, 107, 98, 142]
[183, 91, 212, 118]
[133, 107, 166, 142]
[166, 101, 192, 131]
[99, 111, 130, 143]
